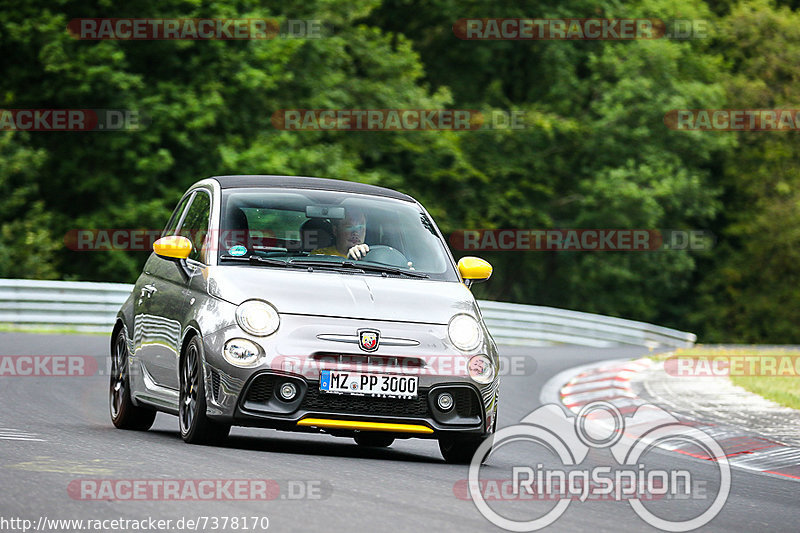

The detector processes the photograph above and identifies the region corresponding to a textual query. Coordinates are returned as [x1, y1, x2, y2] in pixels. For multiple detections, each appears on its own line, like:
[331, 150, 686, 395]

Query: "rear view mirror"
[153, 236, 192, 260]
[306, 205, 345, 219]
[457, 256, 492, 289]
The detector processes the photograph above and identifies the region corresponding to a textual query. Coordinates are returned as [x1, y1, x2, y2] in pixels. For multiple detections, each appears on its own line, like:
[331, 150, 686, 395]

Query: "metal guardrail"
[0, 278, 696, 348]
[0, 279, 133, 332]
[477, 300, 696, 348]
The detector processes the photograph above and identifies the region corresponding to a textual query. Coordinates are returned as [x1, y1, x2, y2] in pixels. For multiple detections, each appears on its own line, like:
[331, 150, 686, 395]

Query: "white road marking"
[0, 428, 45, 441]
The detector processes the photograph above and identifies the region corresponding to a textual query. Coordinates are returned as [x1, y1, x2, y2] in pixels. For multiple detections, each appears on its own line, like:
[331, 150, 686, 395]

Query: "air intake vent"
[301, 387, 430, 417]
[210, 370, 221, 402]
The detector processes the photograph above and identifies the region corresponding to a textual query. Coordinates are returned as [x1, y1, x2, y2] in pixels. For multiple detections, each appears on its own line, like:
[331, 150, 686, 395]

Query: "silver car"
[110, 175, 498, 463]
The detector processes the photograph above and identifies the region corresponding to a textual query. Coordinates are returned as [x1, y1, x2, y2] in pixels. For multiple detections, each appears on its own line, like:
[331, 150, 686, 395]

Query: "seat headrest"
[300, 218, 334, 251]
[222, 207, 250, 248]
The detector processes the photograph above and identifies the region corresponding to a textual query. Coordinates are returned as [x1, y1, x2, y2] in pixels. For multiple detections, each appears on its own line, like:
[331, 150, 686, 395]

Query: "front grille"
[301, 386, 430, 418]
[246, 374, 277, 403]
[311, 353, 424, 369]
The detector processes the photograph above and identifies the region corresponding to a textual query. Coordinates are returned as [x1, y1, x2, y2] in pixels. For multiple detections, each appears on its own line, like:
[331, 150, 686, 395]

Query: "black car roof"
[210, 175, 416, 202]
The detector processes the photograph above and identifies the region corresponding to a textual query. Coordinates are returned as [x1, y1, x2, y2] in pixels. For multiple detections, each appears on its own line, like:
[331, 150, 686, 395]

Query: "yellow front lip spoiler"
[297, 418, 434, 434]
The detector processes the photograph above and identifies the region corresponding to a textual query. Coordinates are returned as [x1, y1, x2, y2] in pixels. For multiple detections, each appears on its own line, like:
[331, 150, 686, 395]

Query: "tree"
[369, 0, 733, 325]
[0, 0, 470, 282]
[693, 0, 800, 342]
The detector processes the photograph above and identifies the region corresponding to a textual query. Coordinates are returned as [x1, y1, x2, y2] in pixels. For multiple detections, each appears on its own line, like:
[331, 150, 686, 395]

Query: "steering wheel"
[361, 245, 408, 267]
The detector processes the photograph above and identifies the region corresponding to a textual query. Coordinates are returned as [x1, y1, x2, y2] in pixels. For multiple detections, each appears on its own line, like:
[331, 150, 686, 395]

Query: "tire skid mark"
[559, 358, 800, 482]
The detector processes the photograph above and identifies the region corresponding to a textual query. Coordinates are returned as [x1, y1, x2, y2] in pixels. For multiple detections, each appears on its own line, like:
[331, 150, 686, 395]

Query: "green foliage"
[0, 0, 797, 342]
[369, 0, 733, 323]
[0, 133, 59, 279]
[692, 0, 800, 342]
[0, 0, 463, 281]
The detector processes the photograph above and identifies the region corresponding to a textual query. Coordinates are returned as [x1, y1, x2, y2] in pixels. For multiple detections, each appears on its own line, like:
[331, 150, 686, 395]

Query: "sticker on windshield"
[228, 245, 247, 257]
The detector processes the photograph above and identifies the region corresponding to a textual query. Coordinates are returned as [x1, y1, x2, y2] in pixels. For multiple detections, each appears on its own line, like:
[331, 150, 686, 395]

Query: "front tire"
[179, 336, 231, 444]
[109, 329, 156, 430]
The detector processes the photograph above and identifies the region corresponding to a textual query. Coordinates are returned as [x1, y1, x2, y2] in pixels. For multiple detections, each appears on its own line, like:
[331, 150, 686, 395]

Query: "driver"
[311, 207, 370, 260]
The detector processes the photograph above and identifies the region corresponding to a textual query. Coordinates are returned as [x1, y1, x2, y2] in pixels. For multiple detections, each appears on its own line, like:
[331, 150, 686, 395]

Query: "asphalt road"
[0, 332, 797, 532]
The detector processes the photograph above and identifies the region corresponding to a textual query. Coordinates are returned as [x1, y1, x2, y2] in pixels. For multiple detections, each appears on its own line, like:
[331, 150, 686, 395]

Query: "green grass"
[730, 375, 800, 410]
[656, 346, 800, 411]
[0, 323, 110, 336]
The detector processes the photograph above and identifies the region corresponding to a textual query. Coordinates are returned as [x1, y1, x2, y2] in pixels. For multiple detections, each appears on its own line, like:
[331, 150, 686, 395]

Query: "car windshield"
[217, 187, 459, 281]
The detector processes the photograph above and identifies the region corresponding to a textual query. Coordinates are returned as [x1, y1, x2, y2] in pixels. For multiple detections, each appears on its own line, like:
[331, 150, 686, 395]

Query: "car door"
[132, 193, 191, 380]
[136, 189, 212, 390]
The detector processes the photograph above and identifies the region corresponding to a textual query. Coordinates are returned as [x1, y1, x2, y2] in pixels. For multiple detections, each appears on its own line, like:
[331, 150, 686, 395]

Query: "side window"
[162, 195, 192, 237]
[178, 191, 212, 263]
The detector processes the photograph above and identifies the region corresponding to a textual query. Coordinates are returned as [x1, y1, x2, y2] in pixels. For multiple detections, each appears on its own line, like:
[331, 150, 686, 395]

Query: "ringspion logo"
[467, 402, 730, 531]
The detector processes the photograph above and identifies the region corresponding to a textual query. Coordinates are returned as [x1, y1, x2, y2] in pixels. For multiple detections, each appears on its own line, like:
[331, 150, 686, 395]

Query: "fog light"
[468, 354, 495, 384]
[437, 392, 454, 411]
[279, 382, 298, 401]
[223, 338, 261, 367]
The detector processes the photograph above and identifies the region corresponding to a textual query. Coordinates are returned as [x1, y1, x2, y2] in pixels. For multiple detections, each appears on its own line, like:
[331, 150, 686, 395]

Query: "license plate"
[319, 370, 418, 399]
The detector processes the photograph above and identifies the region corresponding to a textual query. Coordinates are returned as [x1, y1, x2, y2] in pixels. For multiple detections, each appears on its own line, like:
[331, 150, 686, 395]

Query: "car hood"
[202, 266, 478, 325]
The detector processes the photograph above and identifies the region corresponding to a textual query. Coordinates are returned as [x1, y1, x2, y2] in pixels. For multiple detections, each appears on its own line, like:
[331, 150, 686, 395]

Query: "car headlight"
[235, 300, 280, 337]
[223, 338, 262, 367]
[468, 354, 495, 384]
[448, 314, 482, 351]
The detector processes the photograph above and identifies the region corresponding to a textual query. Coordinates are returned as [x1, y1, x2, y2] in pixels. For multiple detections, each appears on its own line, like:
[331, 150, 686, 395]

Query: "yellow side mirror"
[457, 256, 492, 286]
[153, 235, 192, 260]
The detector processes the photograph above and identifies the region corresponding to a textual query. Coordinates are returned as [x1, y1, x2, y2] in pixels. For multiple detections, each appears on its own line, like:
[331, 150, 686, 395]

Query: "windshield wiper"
[221, 255, 429, 278]
[289, 258, 429, 278]
[220, 255, 303, 268]
[282, 258, 365, 274]
[221, 255, 371, 274]
[355, 262, 430, 278]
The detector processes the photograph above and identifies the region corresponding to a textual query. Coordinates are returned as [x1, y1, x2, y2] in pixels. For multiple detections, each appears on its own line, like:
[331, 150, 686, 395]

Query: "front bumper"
[200, 315, 500, 438]
[220, 371, 488, 438]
